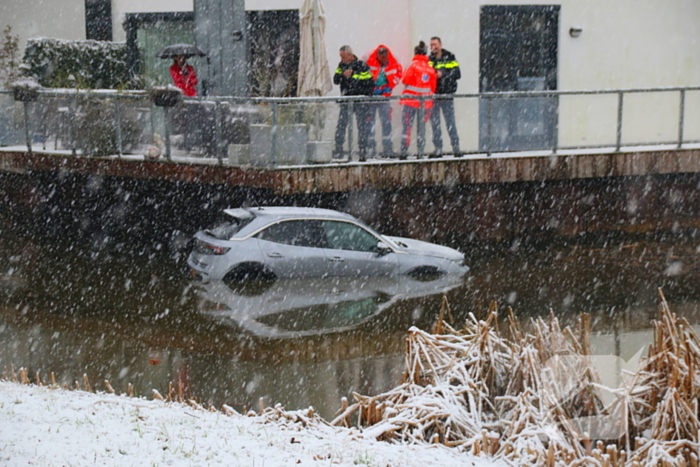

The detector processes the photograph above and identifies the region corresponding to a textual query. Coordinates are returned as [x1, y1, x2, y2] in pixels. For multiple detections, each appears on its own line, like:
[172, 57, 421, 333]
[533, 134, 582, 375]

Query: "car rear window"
[204, 215, 252, 240]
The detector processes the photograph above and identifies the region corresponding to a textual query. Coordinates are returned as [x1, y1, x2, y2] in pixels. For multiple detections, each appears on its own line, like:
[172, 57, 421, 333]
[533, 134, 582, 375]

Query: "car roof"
[218, 206, 395, 245]
[225, 206, 359, 223]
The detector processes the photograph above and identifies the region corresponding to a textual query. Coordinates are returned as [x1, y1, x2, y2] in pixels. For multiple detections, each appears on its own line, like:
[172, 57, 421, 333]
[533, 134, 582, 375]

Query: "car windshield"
[205, 215, 252, 240]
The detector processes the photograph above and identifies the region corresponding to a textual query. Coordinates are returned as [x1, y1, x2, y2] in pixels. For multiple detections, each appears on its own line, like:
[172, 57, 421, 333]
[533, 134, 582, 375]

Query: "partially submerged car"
[187, 206, 468, 282]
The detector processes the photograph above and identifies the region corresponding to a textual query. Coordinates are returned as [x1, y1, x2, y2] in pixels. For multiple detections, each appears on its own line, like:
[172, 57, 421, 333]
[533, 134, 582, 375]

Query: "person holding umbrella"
[156, 44, 207, 97]
[156, 44, 207, 152]
[170, 54, 198, 97]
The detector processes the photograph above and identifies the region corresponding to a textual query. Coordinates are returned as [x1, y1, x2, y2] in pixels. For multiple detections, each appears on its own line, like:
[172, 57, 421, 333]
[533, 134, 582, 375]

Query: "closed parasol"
[297, 0, 332, 97]
[156, 43, 207, 59]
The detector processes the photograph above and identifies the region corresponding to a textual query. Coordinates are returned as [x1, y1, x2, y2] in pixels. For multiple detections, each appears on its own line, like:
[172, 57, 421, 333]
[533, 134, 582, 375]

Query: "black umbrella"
[155, 43, 207, 59]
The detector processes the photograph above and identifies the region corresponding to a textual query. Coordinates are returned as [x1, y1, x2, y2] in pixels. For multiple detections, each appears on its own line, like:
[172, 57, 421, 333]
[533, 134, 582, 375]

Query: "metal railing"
[474, 85, 700, 153]
[2, 85, 699, 167]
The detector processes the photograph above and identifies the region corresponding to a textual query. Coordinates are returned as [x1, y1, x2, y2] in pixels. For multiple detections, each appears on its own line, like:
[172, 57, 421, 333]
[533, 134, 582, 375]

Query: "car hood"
[384, 236, 463, 261]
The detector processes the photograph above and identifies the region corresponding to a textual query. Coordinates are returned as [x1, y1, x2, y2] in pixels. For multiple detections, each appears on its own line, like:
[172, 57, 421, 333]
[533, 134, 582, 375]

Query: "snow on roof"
[245, 206, 358, 221]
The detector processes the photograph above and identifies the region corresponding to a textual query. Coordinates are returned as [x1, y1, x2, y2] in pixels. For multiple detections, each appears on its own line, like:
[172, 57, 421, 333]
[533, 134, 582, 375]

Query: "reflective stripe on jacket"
[333, 56, 374, 96]
[400, 55, 437, 108]
[365, 45, 403, 96]
[428, 48, 461, 94]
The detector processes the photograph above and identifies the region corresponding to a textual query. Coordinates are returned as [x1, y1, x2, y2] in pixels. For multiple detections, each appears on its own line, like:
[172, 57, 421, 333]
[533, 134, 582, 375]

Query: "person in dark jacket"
[429, 37, 461, 156]
[333, 45, 374, 161]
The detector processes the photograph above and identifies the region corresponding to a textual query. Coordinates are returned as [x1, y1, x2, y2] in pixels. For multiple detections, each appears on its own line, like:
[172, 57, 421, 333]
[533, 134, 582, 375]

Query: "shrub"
[23, 37, 133, 89]
[73, 96, 142, 156]
[0, 25, 21, 89]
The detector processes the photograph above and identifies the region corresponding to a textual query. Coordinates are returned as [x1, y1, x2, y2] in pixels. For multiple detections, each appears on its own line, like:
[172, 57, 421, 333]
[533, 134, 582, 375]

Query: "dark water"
[2, 227, 700, 419]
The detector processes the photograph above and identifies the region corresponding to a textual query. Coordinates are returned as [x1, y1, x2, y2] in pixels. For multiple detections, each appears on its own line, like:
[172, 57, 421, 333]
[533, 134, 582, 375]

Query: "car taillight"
[194, 239, 231, 255]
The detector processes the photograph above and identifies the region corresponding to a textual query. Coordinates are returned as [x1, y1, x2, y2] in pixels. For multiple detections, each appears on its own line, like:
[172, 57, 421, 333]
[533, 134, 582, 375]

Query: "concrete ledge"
[2, 147, 700, 195]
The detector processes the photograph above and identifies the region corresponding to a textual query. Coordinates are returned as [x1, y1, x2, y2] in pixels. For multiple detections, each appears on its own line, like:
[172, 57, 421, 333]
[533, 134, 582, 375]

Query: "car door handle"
[267, 252, 283, 258]
[328, 256, 345, 263]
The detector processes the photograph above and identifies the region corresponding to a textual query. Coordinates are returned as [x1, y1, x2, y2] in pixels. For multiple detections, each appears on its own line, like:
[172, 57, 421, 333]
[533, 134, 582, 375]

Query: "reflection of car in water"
[187, 206, 468, 282]
[195, 273, 465, 338]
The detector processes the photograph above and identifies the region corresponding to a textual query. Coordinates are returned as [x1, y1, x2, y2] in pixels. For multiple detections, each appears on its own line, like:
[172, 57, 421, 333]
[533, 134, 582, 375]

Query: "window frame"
[254, 219, 328, 249]
[322, 220, 384, 253]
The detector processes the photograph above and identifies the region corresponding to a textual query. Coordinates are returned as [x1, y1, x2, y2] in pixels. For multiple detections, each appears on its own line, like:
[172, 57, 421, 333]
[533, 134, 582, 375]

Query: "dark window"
[85, 0, 113, 41]
[124, 12, 195, 86]
[247, 10, 300, 97]
[480, 5, 559, 92]
[256, 220, 327, 248]
[323, 221, 379, 252]
[479, 5, 559, 152]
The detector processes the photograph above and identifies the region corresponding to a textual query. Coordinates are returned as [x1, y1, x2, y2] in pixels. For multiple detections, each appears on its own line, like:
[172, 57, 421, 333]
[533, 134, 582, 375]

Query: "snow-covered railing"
[1, 86, 700, 166]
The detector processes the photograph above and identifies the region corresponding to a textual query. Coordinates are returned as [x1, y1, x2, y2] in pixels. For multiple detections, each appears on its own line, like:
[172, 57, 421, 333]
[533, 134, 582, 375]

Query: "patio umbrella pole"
[114, 96, 123, 157]
[215, 100, 223, 165]
[164, 106, 172, 161]
[23, 102, 32, 153]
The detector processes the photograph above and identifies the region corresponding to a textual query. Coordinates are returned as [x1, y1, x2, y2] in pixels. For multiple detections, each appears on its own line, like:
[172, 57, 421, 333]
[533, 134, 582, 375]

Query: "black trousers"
[334, 101, 372, 156]
[429, 97, 460, 153]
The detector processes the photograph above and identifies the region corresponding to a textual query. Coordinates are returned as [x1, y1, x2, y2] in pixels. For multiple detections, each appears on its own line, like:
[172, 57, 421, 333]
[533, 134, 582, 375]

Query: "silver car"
[187, 206, 468, 282]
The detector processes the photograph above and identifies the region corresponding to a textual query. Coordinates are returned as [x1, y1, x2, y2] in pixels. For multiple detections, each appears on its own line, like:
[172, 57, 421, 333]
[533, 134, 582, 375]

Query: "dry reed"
[332, 289, 700, 466]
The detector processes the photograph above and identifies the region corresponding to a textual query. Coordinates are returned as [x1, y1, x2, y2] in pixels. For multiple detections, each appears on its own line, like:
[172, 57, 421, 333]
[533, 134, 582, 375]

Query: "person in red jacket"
[170, 55, 198, 97]
[399, 41, 437, 157]
[365, 45, 403, 157]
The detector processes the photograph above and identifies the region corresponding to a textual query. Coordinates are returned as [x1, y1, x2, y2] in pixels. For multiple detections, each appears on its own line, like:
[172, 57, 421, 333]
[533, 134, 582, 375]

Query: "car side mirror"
[376, 242, 392, 256]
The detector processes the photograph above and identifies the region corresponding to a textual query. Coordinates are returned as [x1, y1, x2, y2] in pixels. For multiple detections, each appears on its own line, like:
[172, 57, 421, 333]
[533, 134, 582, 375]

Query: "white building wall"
[2, 0, 86, 52]
[7, 0, 700, 148]
[6, 0, 700, 92]
[408, 0, 700, 149]
[555, 0, 700, 146]
[559, 0, 700, 90]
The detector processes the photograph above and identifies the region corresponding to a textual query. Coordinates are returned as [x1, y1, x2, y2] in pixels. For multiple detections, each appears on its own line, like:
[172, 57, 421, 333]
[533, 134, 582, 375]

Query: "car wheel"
[223, 262, 277, 282]
[406, 266, 445, 281]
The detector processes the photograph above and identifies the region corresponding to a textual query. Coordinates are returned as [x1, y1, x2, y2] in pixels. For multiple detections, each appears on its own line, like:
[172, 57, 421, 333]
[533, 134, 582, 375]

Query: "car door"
[254, 220, 330, 278]
[321, 221, 398, 277]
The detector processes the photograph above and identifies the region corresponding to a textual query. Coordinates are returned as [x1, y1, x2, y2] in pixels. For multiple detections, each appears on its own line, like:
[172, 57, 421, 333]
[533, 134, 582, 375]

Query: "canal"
[2, 208, 699, 420]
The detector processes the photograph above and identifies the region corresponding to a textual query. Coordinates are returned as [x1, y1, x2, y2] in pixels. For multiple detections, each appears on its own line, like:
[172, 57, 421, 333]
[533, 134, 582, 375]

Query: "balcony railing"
[1, 86, 699, 167]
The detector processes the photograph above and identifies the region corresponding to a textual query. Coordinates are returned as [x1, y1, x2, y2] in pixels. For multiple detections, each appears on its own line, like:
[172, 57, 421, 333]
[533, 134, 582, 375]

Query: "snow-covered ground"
[0, 381, 499, 467]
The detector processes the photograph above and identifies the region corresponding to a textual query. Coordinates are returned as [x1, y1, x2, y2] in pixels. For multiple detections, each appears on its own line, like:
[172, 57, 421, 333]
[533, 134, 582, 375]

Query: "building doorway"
[479, 5, 559, 152]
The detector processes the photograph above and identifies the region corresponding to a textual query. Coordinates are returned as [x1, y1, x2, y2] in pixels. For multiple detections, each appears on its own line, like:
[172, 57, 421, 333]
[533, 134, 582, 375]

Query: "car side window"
[323, 221, 379, 252]
[256, 220, 327, 248]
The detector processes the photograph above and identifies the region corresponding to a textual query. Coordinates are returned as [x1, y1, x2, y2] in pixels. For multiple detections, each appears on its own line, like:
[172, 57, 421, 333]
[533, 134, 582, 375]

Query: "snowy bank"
[0, 381, 497, 467]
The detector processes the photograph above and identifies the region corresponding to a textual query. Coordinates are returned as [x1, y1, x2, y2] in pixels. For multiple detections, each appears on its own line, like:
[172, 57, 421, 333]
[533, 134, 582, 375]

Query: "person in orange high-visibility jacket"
[365, 45, 403, 156]
[399, 41, 437, 157]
